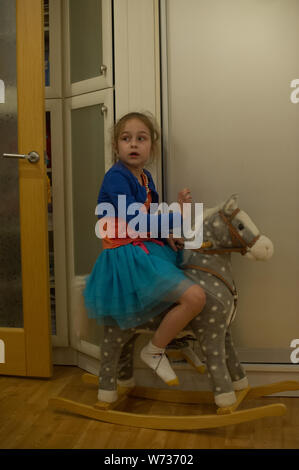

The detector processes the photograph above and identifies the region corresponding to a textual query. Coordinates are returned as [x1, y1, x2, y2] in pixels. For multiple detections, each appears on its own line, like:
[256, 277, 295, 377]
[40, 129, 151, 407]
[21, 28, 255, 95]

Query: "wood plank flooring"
[0, 366, 298, 449]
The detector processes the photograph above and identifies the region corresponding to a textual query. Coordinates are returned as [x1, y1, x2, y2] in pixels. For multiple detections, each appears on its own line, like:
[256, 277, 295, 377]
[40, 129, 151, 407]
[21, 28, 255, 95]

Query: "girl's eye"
[238, 223, 244, 231]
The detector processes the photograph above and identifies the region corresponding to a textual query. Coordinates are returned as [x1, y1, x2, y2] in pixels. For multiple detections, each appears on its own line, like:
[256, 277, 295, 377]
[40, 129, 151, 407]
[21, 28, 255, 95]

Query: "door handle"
[2, 151, 40, 163]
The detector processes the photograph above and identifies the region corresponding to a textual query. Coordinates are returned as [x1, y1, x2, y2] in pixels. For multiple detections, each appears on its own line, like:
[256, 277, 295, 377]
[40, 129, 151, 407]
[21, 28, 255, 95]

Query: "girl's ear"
[112, 141, 118, 156]
[223, 194, 239, 215]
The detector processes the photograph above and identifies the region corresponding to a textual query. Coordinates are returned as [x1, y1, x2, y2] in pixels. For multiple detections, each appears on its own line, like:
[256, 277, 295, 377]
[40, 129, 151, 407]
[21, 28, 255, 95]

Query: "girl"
[83, 112, 206, 387]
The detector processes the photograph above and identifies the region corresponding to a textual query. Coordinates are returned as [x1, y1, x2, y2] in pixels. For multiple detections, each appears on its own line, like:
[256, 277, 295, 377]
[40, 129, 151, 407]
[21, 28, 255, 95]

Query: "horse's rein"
[218, 208, 260, 255]
[193, 208, 260, 256]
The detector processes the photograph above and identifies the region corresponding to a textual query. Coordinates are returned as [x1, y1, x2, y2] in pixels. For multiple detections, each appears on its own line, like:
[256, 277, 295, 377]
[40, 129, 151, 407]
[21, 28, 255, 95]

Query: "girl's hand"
[178, 188, 192, 216]
[166, 233, 185, 252]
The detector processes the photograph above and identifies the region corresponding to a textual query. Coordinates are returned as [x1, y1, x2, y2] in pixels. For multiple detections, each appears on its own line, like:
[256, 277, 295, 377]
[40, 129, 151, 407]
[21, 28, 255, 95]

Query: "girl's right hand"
[178, 188, 192, 215]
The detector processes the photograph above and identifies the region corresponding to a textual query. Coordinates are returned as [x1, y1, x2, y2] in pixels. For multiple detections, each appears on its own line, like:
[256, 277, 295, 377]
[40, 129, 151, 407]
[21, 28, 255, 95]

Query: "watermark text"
[95, 197, 203, 249]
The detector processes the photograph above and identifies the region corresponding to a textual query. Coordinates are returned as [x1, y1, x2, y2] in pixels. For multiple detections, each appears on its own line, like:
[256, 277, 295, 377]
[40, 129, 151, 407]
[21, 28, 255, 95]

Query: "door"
[58, 0, 114, 371]
[0, 0, 52, 377]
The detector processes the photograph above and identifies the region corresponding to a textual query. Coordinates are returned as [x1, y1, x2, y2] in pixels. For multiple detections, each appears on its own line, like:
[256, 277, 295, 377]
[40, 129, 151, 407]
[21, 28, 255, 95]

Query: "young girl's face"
[116, 118, 152, 170]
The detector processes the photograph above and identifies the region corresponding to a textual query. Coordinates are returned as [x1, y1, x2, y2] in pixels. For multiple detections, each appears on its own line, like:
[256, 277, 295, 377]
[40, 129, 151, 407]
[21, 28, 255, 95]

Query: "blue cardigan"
[97, 160, 182, 237]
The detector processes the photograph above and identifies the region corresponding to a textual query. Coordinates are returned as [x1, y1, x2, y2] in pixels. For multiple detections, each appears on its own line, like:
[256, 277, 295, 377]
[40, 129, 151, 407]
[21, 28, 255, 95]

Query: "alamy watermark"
[290, 79, 299, 103]
[0, 79, 4, 104]
[94, 196, 203, 249]
[290, 339, 299, 364]
[0, 339, 5, 364]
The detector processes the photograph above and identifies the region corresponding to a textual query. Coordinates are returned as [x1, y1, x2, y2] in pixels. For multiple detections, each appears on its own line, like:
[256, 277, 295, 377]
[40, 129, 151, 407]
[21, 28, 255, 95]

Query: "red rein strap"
[196, 209, 260, 256]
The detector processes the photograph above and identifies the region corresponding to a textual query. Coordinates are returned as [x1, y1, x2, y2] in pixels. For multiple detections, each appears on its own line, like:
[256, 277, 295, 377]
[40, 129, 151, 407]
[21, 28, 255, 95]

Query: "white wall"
[163, 0, 299, 362]
[114, 0, 162, 192]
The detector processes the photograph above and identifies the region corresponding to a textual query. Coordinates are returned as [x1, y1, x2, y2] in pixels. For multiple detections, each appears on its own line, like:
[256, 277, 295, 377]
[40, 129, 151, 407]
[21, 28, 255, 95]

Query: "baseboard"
[238, 348, 295, 364]
[52, 347, 78, 365]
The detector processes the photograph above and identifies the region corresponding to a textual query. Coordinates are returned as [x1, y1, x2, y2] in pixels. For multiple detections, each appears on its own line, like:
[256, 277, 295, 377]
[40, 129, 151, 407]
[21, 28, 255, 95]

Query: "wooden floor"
[0, 365, 298, 449]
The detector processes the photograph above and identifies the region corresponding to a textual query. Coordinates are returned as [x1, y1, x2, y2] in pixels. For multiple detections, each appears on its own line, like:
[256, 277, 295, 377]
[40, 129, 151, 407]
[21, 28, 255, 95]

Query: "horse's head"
[203, 194, 274, 261]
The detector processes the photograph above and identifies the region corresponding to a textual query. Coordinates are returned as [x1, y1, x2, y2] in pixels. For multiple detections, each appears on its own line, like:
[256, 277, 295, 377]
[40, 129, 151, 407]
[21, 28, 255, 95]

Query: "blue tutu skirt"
[83, 241, 196, 329]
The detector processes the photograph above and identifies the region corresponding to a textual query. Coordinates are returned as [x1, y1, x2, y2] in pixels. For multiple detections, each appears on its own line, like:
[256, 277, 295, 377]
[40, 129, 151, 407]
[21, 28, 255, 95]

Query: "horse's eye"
[238, 223, 244, 231]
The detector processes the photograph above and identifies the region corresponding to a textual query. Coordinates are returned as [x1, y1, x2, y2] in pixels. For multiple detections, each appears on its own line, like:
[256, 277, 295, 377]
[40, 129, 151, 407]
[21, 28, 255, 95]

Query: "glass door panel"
[0, 0, 23, 328]
[71, 104, 106, 275]
[69, 0, 103, 84]
[63, 0, 113, 95]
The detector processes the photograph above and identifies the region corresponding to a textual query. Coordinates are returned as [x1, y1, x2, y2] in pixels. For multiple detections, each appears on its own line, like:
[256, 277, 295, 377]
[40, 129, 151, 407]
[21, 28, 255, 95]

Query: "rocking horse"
[50, 194, 299, 429]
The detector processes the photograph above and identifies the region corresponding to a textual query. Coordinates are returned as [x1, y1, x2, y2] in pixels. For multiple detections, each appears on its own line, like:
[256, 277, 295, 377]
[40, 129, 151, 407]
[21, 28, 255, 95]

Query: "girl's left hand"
[166, 233, 185, 252]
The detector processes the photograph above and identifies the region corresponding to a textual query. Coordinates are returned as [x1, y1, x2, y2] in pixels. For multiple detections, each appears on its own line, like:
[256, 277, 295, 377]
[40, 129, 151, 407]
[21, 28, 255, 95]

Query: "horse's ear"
[223, 194, 239, 215]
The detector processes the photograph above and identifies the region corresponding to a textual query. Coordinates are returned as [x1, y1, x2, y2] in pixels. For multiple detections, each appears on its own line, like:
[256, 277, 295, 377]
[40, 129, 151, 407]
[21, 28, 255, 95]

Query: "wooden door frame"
[0, 0, 52, 378]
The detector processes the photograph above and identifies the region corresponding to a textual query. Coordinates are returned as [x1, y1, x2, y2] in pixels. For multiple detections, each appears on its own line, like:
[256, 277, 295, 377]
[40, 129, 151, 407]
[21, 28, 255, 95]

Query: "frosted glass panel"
[0, 0, 23, 327]
[71, 104, 105, 275]
[69, 0, 103, 84]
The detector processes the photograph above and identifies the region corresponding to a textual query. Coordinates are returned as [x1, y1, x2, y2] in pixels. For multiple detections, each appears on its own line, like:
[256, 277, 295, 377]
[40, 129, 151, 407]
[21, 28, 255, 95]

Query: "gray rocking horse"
[50, 194, 299, 429]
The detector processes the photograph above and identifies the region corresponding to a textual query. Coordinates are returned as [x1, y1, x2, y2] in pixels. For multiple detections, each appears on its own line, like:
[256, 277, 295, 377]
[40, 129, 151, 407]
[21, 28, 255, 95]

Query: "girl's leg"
[140, 285, 206, 385]
[151, 284, 206, 348]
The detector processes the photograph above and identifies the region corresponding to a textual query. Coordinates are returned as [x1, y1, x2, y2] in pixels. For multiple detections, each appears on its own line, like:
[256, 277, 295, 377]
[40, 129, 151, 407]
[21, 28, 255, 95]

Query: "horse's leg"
[191, 297, 237, 408]
[225, 326, 248, 390]
[116, 313, 167, 386]
[98, 325, 135, 402]
[117, 333, 139, 387]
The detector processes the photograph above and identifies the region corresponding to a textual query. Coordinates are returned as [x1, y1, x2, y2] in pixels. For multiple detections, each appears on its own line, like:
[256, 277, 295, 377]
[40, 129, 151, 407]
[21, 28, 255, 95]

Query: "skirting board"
[55, 349, 299, 397]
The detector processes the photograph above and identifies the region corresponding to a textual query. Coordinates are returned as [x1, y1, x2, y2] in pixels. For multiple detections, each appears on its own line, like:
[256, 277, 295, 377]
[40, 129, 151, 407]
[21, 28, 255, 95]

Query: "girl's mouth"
[129, 152, 139, 157]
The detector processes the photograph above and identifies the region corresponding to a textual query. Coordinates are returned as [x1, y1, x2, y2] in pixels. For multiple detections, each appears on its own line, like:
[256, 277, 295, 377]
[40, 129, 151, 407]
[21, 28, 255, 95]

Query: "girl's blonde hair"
[111, 111, 160, 163]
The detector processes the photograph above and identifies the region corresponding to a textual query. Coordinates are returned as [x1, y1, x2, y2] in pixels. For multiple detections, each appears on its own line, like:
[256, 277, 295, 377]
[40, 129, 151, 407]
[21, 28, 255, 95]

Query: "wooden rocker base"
[48, 376, 299, 431]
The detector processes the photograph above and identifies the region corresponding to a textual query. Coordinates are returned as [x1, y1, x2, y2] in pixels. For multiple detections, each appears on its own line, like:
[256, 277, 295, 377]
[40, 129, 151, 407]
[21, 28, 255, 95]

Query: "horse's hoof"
[233, 376, 249, 391]
[117, 377, 136, 387]
[215, 391, 236, 407]
[98, 389, 118, 403]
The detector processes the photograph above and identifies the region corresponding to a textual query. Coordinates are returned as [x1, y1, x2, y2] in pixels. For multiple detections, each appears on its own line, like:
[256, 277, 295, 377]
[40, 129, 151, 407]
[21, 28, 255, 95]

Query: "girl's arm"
[98, 171, 182, 237]
[165, 188, 193, 251]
